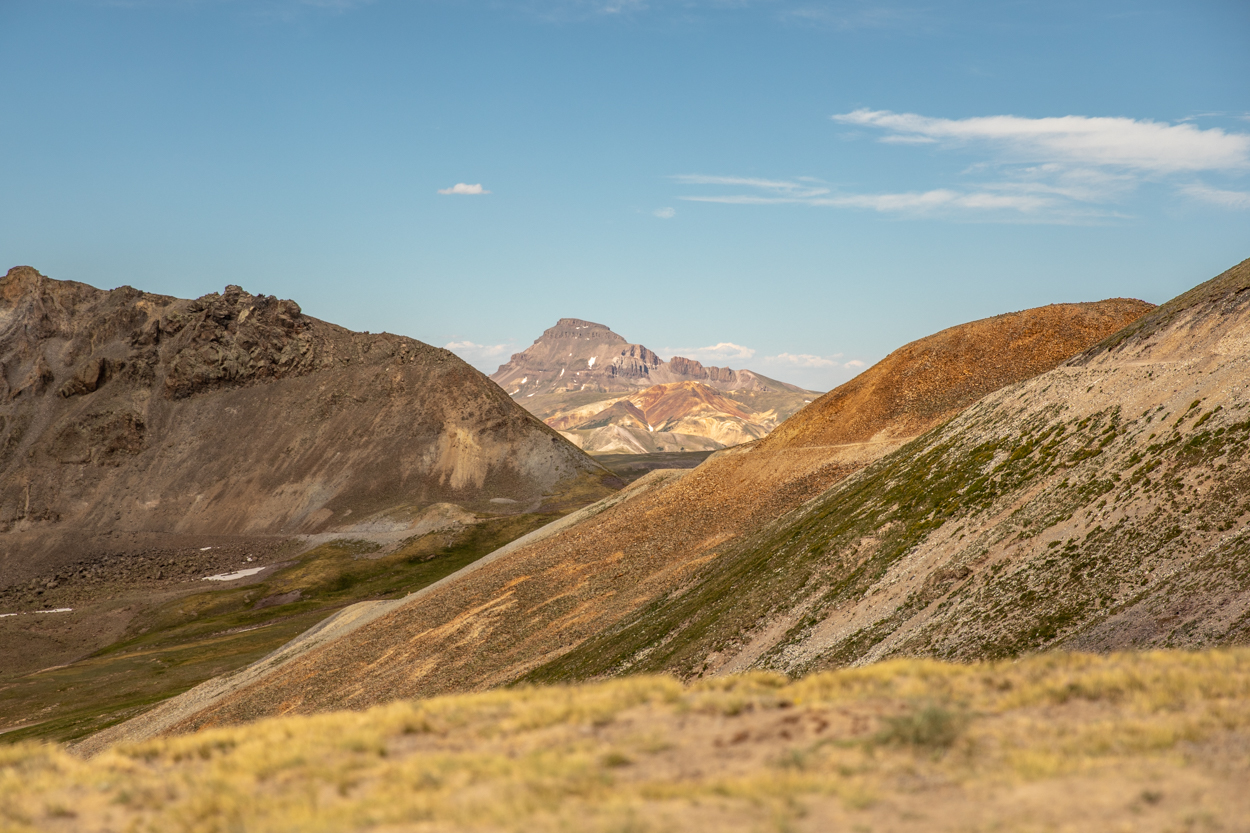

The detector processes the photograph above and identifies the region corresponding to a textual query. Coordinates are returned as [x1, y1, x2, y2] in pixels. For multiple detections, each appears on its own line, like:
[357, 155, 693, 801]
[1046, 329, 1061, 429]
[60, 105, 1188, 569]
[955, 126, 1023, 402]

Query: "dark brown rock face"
[0, 267, 610, 588]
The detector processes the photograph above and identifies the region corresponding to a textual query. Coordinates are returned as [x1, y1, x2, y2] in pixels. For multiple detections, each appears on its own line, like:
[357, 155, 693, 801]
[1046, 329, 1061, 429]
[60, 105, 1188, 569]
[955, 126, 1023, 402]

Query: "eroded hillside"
[0, 267, 616, 722]
[552, 381, 779, 454]
[89, 295, 1147, 744]
[0, 267, 612, 587]
[533, 258, 1250, 682]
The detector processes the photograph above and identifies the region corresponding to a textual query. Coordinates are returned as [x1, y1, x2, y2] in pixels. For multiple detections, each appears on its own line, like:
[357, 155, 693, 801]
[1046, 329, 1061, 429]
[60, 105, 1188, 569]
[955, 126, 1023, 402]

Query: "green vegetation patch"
[527, 396, 1250, 683]
[0, 513, 558, 746]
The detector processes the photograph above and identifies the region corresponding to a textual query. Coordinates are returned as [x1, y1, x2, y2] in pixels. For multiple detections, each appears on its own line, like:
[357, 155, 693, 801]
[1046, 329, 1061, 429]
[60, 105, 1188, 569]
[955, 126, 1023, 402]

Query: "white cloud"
[765, 352, 840, 368]
[663, 342, 757, 363]
[444, 340, 516, 372]
[672, 174, 829, 198]
[438, 183, 490, 195]
[653, 207, 676, 219]
[675, 109, 1250, 222]
[680, 186, 1057, 215]
[764, 352, 865, 369]
[1179, 183, 1250, 209]
[833, 109, 1250, 173]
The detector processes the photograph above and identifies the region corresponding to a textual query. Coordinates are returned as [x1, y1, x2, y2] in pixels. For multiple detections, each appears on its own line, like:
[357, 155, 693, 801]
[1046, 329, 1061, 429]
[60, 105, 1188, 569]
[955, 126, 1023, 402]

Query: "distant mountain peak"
[491, 318, 810, 398]
[540, 318, 625, 345]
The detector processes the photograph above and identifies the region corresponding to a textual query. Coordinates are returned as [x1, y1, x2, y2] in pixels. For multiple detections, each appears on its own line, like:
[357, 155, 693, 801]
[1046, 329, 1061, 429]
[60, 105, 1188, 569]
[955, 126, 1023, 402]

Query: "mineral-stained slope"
[763, 298, 1154, 451]
[0, 267, 611, 588]
[534, 258, 1250, 681]
[490, 318, 819, 444]
[552, 381, 776, 454]
[98, 295, 1149, 742]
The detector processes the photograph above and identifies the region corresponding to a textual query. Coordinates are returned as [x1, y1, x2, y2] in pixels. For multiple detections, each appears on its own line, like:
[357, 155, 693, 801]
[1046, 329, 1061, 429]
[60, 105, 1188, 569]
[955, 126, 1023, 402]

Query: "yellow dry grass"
[4, 649, 1249, 832]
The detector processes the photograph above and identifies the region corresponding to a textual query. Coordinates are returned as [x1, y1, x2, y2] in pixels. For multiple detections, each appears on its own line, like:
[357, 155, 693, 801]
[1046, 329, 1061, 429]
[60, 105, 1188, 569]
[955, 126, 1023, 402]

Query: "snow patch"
[199, 546, 213, 551]
[559, 368, 565, 377]
[203, 567, 265, 582]
[587, 357, 596, 368]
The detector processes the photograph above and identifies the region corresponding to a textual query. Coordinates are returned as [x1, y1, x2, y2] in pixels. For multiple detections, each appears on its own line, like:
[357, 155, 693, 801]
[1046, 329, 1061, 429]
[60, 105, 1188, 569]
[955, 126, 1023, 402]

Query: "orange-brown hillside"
[88, 296, 1153, 744]
[764, 298, 1154, 451]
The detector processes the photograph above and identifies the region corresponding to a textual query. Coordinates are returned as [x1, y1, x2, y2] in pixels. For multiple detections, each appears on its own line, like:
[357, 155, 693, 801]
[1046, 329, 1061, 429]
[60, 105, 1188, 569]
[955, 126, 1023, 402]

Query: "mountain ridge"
[83, 293, 1154, 744]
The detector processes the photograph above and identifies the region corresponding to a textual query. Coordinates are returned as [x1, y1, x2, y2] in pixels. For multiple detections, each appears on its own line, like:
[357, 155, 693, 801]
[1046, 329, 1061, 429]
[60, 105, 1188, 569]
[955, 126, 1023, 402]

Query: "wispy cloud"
[677, 178, 1066, 218]
[1178, 183, 1250, 210]
[765, 352, 839, 368]
[672, 174, 830, 198]
[438, 183, 490, 195]
[762, 352, 863, 370]
[653, 207, 676, 219]
[834, 109, 1250, 173]
[677, 109, 1250, 222]
[682, 186, 1054, 213]
[445, 340, 516, 371]
[662, 342, 757, 363]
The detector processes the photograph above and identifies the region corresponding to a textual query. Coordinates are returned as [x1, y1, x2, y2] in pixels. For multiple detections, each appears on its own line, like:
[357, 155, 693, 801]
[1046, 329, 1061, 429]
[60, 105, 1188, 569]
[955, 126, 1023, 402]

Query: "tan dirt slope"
[87, 296, 1150, 744]
[0, 267, 612, 589]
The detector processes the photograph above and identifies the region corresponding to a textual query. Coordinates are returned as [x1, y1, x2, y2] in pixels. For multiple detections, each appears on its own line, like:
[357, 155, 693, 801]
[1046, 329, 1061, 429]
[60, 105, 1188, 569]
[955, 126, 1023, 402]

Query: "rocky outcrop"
[0, 267, 613, 589]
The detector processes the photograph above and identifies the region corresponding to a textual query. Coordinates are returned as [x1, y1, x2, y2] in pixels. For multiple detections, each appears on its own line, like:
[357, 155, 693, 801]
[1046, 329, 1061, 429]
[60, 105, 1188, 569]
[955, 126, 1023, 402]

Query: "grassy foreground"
[2, 650, 1249, 832]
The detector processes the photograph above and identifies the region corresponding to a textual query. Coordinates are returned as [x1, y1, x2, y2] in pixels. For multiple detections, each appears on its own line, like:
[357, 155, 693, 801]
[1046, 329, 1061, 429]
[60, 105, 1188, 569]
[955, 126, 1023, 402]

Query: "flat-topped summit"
[540, 318, 627, 345]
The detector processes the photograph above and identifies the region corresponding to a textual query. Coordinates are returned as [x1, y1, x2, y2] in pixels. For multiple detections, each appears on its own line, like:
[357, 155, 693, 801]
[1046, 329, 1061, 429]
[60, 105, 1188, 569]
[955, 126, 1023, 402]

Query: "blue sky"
[2, 0, 1247, 390]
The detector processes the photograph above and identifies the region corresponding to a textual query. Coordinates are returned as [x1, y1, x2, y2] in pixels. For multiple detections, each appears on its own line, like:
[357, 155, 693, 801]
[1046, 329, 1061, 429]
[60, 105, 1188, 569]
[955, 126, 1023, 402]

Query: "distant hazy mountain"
[490, 318, 819, 452]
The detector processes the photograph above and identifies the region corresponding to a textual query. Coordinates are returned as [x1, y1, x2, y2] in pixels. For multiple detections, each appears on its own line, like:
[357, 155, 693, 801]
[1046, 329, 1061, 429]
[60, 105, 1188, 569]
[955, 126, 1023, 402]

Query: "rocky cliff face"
[0, 267, 612, 587]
